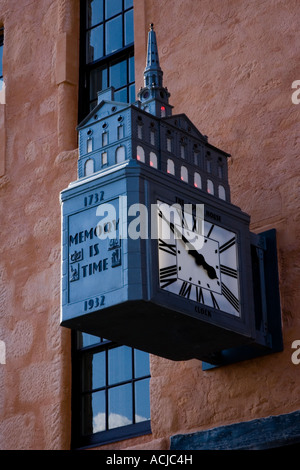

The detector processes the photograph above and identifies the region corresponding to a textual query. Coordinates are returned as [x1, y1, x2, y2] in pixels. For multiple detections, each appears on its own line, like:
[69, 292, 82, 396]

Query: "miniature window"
[101, 152, 108, 166]
[194, 172, 202, 189]
[161, 106, 166, 117]
[180, 145, 185, 159]
[167, 137, 172, 153]
[102, 132, 108, 146]
[136, 145, 145, 163]
[87, 138, 93, 153]
[218, 185, 226, 200]
[150, 152, 157, 169]
[137, 124, 143, 139]
[207, 179, 214, 195]
[116, 146, 125, 163]
[206, 155, 212, 173]
[167, 159, 175, 175]
[194, 151, 201, 166]
[118, 125, 124, 139]
[150, 130, 155, 146]
[181, 166, 188, 183]
[218, 165, 223, 179]
[85, 158, 94, 176]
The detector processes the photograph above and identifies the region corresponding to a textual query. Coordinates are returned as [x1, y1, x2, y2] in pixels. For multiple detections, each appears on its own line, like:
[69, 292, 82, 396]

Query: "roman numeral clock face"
[157, 202, 240, 317]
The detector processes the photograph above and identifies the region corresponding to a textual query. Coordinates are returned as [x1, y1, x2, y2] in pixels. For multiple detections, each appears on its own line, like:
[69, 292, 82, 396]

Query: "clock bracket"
[202, 229, 283, 369]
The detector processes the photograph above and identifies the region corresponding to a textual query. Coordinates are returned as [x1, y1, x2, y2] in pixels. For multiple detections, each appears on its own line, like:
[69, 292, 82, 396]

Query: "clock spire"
[138, 24, 172, 117]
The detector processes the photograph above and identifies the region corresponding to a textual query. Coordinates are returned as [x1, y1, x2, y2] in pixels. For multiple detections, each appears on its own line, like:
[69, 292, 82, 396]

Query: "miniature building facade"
[77, 26, 230, 203]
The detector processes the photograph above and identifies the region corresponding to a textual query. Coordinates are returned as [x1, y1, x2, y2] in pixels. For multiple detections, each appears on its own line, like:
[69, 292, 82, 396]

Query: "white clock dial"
[157, 201, 240, 317]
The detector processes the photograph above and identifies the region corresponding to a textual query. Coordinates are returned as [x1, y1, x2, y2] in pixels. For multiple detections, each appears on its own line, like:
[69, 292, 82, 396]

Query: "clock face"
[157, 201, 240, 317]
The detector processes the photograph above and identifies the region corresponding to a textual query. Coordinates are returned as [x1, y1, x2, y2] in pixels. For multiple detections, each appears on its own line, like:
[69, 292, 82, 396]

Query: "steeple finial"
[145, 23, 162, 78]
[137, 24, 172, 117]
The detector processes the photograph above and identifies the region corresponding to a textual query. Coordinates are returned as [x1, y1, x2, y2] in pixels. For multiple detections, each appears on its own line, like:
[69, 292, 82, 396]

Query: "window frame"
[79, 0, 135, 122]
[0, 27, 4, 86]
[71, 332, 151, 449]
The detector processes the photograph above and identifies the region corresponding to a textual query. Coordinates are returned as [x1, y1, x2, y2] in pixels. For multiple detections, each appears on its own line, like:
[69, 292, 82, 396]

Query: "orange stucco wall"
[0, 0, 299, 450]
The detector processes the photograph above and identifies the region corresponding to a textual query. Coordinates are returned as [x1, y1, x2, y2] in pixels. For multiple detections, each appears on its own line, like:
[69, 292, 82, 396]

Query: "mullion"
[132, 347, 136, 424]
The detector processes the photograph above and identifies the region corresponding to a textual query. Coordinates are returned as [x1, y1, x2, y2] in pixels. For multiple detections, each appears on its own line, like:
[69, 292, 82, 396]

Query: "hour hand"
[188, 249, 218, 280]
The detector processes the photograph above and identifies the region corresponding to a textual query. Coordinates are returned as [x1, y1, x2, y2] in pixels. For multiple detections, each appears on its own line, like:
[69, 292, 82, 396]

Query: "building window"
[87, 137, 93, 153]
[194, 172, 202, 189]
[79, 0, 135, 121]
[0, 27, 4, 92]
[218, 184, 226, 200]
[75, 1, 151, 449]
[136, 145, 145, 163]
[85, 158, 94, 176]
[116, 145, 125, 163]
[181, 165, 188, 182]
[167, 158, 175, 175]
[101, 151, 108, 166]
[207, 179, 214, 195]
[72, 333, 151, 448]
[150, 152, 157, 168]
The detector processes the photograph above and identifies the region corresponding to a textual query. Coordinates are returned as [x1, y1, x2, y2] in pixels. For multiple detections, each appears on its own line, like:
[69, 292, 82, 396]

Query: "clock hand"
[187, 249, 218, 280]
[158, 210, 218, 279]
[160, 212, 218, 279]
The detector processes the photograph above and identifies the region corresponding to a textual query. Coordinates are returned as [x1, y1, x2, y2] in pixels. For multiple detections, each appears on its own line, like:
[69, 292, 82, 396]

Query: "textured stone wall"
[0, 0, 79, 450]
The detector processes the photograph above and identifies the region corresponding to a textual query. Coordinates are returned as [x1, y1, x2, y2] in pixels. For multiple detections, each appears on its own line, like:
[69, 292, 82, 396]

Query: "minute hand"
[169, 220, 218, 280]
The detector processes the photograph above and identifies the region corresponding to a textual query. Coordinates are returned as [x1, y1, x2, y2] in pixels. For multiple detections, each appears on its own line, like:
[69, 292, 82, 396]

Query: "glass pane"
[125, 0, 133, 9]
[125, 9, 134, 46]
[108, 346, 132, 385]
[129, 55, 135, 83]
[87, 25, 104, 63]
[108, 383, 132, 429]
[78, 332, 101, 349]
[110, 58, 127, 90]
[134, 350, 150, 378]
[0, 44, 3, 78]
[135, 379, 150, 423]
[82, 350, 106, 391]
[90, 66, 108, 101]
[129, 84, 135, 103]
[82, 390, 106, 435]
[114, 87, 127, 103]
[105, 0, 122, 19]
[87, 0, 103, 28]
[106, 15, 122, 55]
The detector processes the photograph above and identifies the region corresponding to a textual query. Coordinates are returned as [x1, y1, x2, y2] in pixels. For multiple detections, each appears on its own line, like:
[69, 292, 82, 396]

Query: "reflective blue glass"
[108, 346, 132, 385]
[129, 55, 135, 82]
[114, 87, 128, 103]
[105, 0, 122, 19]
[105, 15, 122, 55]
[135, 379, 151, 423]
[90, 66, 108, 99]
[108, 383, 132, 429]
[110, 58, 127, 89]
[125, 0, 133, 9]
[87, 0, 103, 27]
[82, 389, 105, 435]
[87, 24, 103, 63]
[125, 9, 134, 46]
[134, 349, 150, 378]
